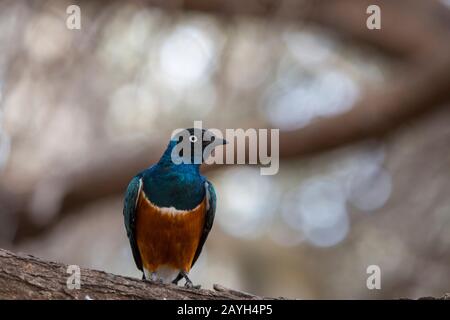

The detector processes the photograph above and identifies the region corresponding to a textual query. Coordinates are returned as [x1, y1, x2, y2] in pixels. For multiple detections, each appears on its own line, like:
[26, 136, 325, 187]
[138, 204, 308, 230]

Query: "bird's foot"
[181, 271, 201, 289]
[184, 281, 201, 290]
[172, 273, 183, 285]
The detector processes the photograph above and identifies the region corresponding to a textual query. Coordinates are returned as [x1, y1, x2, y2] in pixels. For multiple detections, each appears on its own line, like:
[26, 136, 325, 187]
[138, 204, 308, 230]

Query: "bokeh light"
[282, 176, 349, 247]
[332, 142, 392, 213]
[346, 164, 392, 212]
[263, 68, 359, 130]
[283, 29, 336, 67]
[107, 83, 160, 137]
[158, 25, 216, 88]
[24, 13, 73, 63]
[98, 7, 162, 75]
[216, 167, 279, 239]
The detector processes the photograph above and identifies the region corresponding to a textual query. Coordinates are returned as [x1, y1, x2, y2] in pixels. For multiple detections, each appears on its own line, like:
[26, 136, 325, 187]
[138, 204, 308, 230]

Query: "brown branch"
[0, 248, 270, 300]
[1, 248, 448, 299]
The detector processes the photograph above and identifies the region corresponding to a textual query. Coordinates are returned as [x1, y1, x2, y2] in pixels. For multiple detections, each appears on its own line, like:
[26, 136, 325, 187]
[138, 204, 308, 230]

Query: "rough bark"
[1, 248, 449, 300]
[0, 248, 271, 300]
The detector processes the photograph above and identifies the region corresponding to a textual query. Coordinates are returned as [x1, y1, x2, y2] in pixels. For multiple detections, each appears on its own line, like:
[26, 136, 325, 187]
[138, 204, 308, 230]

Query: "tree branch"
[278, 53, 450, 158]
[143, 0, 450, 59]
[1, 248, 448, 299]
[0, 248, 269, 300]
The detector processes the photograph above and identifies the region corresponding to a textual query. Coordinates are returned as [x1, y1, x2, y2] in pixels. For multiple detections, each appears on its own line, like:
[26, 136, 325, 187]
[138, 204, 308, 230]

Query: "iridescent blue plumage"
[142, 140, 206, 210]
[123, 129, 224, 286]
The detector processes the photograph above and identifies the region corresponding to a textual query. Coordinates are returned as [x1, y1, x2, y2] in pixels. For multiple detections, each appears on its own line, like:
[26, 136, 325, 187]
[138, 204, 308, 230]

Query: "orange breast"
[135, 191, 206, 272]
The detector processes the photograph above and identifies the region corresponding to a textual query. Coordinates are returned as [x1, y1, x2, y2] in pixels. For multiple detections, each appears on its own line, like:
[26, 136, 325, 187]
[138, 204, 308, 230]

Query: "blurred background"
[0, 0, 450, 299]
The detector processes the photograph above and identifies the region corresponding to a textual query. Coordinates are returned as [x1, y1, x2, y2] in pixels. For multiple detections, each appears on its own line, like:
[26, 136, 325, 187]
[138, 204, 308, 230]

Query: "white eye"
[189, 135, 198, 143]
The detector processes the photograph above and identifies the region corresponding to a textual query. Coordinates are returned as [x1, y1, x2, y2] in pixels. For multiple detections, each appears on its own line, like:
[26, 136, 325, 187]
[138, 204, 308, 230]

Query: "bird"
[123, 128, 226, 288]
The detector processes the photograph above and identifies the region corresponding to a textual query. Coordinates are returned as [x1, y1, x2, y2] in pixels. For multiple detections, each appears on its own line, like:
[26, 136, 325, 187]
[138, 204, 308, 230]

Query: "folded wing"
[123, 175, 143, 271]
[191, 180, 217, 267]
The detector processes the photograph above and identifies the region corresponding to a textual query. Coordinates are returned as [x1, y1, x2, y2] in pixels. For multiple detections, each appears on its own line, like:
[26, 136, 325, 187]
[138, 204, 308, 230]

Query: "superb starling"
[123, 128, 226, 288]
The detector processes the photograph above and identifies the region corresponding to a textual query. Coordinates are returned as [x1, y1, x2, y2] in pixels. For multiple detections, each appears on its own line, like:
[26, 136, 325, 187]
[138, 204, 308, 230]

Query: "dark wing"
[123, 175, 143, 271]
[191, 180, 217, 267]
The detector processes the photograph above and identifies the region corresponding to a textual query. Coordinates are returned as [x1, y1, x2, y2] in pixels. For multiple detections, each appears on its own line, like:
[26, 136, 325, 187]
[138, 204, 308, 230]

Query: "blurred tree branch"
[0, 248, 269, 299]
[278, 53, 450, 157]
[145, 0, 450, 59]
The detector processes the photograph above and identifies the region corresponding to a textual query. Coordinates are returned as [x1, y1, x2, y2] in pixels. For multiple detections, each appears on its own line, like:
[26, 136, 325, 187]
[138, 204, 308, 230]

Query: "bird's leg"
[172, 273, 183, 285]
[180, 271, 201, 289]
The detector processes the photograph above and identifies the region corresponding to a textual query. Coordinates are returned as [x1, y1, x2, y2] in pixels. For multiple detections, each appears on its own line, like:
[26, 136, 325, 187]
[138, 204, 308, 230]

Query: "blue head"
[143, 128, 226, 209]
[159, 128, 227, 167]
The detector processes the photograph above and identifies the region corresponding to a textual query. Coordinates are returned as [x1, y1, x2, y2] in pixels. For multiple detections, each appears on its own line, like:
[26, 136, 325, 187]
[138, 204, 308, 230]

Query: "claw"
[184, 280, 193, 288]
[184, 280, 201, 289]
[181, 271, 201, 289]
